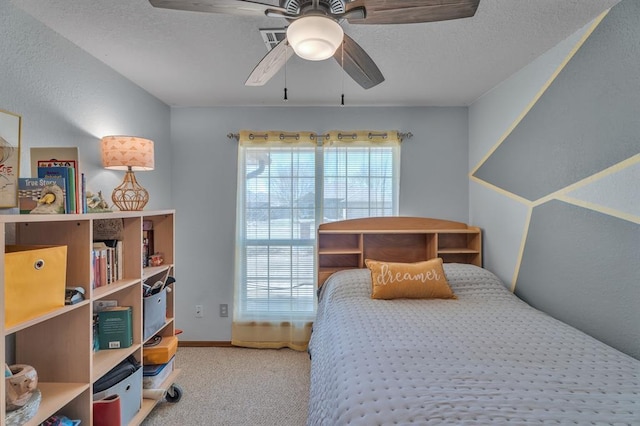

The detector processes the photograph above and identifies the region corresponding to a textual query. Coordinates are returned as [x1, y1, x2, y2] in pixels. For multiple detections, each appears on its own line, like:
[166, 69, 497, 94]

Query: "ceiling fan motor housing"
[283, 0, 346, 16]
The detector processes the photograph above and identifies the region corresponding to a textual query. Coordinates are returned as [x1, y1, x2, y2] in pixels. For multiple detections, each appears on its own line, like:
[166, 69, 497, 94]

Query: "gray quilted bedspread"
[307, 264, 639, 425]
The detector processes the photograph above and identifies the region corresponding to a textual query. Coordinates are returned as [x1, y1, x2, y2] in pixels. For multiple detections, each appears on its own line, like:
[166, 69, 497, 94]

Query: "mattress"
[307, 264, 639, 425]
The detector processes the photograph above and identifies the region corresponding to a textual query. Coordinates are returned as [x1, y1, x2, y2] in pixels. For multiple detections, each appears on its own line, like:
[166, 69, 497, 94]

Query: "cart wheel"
[165, 384, 182, 403]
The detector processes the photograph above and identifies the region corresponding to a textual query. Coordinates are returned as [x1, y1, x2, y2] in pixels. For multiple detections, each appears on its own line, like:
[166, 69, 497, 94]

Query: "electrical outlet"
[195, 304, 204, 318]
[219, 304, 228, 317]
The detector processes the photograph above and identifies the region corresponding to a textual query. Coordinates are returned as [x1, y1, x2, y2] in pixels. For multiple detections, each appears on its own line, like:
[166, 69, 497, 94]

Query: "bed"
[307, 218, 639, 425]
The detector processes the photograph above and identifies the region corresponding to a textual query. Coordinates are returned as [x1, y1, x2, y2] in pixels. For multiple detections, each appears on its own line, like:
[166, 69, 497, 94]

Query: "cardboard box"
[4, 245, 67, 328]
[143, 335, 178, 365]
[93, 366, 142, 425]
[143, 288, 167, 340]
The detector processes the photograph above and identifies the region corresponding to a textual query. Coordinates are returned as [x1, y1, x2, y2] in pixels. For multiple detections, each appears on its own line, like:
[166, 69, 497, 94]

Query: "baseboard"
[179, 341, 233, 347]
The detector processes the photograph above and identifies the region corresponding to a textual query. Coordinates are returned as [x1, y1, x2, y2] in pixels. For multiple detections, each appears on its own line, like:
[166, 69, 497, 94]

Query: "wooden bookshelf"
[1, 210, 178, 425]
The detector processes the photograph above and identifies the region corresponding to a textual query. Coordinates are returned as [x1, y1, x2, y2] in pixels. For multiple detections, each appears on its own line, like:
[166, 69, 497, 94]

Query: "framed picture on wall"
[0, 109, 21, 208]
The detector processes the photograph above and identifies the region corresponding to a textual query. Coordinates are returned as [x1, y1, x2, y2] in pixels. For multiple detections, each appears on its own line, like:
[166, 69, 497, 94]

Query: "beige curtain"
[232, 130, 317, 351]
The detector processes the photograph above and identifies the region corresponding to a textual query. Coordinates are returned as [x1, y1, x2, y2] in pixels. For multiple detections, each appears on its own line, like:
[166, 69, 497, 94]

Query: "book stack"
[92, 240, 124, 289]
[37, 164, 77, 214]
[24, 147, 87, 214]
[143, 220, 154, 268]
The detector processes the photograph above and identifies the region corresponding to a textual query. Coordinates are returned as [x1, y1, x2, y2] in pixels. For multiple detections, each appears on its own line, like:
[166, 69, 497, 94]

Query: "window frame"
[235, 132, 400, 320]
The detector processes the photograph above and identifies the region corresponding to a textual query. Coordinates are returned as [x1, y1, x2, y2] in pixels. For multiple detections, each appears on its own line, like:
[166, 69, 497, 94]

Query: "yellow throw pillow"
[365, 258, 457, 300]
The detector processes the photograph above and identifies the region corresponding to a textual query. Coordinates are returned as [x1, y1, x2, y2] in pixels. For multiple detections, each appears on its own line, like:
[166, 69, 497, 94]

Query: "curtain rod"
[226, 132, 413, 141]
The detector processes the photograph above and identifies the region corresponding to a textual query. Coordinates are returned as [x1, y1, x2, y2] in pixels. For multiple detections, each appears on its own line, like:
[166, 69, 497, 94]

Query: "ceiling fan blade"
[148, 0, 288, 17]
[347, 0, 480, 25]
[335, 1, 366, 20]
[245, 38, 294, 86]
[333, 34, 384, 90]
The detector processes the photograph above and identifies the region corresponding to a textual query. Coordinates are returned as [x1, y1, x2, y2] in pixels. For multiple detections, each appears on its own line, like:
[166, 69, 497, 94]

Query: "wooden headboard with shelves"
[317, 217, 482, 287]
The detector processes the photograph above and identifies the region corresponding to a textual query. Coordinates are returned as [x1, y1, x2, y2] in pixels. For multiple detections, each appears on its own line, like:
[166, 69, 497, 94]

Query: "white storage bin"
[93, 367, 142, 425]
[143, 357, 175, 389]
[143, 288, 167, 340]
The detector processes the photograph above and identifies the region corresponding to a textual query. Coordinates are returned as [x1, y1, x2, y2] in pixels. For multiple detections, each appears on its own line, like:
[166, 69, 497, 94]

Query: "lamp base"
[111, 170, 149, 211]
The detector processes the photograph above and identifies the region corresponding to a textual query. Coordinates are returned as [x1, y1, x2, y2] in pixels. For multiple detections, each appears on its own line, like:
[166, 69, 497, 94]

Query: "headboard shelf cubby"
[317, 217, 482, 287]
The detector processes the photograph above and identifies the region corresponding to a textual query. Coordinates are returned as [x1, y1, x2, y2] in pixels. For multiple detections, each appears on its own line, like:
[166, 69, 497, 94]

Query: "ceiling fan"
[149, 0, 480, 89]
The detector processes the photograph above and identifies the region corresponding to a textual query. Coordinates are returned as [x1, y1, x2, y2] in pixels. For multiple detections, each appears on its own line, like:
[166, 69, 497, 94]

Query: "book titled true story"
[18, 177, 67, 214]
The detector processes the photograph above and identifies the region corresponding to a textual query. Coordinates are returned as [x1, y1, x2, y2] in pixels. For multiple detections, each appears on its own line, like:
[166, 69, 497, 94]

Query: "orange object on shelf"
[143, 336, 178, 364]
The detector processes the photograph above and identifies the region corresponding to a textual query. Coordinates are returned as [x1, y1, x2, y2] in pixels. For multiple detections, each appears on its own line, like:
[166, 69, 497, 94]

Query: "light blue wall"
[4, 0, 636, 356]
[1, 1, 172, 362]
[170, 106, 469, 341]
[0, 1, 172, 212]
[1, 1, 470, 343]
[468, 18, 594, 291]
[469, 0, 639, 359]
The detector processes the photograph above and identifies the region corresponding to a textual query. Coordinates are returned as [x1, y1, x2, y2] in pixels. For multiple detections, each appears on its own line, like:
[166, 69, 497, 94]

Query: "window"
[232, 130, 400, 349]
[239, 138, 317, 319]
[323, 135, 400, 219]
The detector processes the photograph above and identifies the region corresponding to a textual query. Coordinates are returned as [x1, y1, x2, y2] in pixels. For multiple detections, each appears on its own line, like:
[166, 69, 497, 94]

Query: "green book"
[67, 166, 76, 213]
[97, 306, 133, 350]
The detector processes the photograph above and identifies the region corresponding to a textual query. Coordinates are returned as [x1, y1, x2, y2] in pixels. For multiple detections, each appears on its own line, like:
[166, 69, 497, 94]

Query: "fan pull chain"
[340, 40, 345, 106]
[284, 44, 288, 102]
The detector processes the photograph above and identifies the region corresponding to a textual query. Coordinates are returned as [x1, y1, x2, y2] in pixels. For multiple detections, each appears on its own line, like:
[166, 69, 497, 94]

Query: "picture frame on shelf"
[0, 109, 21, 208]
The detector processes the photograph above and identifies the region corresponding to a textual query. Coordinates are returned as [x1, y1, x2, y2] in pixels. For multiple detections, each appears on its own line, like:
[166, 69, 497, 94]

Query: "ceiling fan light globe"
[294, 39, 337, 61]
[287, 16, 344, 61]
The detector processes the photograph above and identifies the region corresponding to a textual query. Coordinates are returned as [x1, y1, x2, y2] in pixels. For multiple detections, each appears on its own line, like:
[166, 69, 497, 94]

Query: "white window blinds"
[323, 131, 400, 220]
[236, 132, 317, 320]
[232, 130, 401, 349]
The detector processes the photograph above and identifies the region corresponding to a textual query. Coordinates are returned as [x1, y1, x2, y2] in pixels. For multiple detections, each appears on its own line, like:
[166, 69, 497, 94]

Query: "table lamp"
[100, 135, 154, 211]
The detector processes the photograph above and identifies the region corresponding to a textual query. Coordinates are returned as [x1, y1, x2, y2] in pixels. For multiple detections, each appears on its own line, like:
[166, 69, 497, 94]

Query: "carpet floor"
[141, 347, 310, 426]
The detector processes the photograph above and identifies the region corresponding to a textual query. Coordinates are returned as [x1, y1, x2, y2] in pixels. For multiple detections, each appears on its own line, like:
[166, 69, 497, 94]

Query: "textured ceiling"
[12, 0, 619, 107]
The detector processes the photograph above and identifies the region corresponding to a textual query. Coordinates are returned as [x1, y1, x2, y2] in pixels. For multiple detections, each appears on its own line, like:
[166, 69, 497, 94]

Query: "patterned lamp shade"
[101, 136, 154, 170]
[100, 136, 154, 211]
